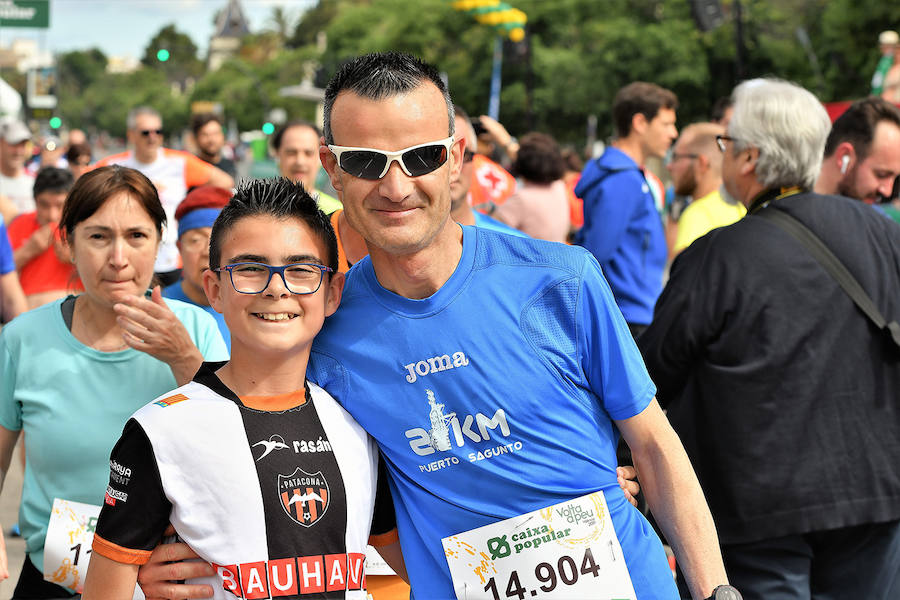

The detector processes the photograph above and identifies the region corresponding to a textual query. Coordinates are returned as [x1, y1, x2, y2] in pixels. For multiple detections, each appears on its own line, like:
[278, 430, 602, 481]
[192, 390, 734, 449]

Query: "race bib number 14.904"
[442, 491, 636, 600]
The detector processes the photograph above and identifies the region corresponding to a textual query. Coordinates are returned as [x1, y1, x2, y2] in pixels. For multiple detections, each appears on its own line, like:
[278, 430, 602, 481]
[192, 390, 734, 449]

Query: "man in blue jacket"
[576, 82, 677, 336]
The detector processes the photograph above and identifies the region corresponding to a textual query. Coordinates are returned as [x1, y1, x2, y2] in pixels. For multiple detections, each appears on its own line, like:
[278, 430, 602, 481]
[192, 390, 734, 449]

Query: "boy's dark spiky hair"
[209, 178, 338, 273]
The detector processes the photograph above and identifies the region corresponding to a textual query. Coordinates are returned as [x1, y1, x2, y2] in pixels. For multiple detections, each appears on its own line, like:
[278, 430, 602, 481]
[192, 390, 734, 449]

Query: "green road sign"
[0, 0, 50, 28]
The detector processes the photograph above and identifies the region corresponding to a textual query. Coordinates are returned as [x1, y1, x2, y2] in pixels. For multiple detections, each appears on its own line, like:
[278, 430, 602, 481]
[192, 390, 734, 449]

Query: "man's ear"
[631, 113, 648, 137]
[319, 136, 343, 193]
[695, 153, 710, 173]
[739, 146, 759, 177]
[448, 136, 465, 181]
[323, 271, 345, 318]
[835, 142, 856, 175]
[203, 268, 225, 314]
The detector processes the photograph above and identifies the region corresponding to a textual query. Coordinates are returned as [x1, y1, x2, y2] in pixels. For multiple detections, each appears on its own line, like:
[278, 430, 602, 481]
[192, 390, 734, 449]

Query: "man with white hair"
[640, 78, 900, 599]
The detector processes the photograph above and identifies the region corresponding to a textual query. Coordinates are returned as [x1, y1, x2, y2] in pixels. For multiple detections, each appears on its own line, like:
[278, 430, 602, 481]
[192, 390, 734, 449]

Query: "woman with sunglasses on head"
[0, 166, 227, 596]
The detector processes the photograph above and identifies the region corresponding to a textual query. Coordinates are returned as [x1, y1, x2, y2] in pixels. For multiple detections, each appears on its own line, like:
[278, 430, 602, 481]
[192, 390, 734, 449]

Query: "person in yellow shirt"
[668, 122, 746, 256]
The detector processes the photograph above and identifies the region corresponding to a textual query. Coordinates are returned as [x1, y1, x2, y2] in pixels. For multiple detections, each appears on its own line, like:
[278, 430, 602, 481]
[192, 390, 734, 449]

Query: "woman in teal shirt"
[0, 166, 227, 597]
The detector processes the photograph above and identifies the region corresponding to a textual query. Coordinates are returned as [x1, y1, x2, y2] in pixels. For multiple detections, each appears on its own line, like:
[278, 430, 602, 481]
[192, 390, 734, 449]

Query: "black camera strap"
[757, 206, 900, 349]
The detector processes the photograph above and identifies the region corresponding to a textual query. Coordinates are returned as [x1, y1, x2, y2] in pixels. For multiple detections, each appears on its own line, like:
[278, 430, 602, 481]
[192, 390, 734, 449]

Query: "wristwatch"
[704, 585, 742, 600]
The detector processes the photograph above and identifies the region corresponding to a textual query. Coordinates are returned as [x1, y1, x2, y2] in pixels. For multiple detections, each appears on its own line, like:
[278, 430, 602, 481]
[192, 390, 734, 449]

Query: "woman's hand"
[113, 286, 203, 386]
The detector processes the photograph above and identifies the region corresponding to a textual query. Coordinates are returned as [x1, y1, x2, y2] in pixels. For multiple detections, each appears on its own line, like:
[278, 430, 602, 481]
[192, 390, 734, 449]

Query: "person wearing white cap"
[872, 30, 900, 101]
[0, 120, 35, 220]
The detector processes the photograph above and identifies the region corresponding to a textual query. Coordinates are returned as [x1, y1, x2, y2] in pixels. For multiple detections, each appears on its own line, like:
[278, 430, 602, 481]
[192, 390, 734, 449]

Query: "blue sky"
[2, 0, 315, 59]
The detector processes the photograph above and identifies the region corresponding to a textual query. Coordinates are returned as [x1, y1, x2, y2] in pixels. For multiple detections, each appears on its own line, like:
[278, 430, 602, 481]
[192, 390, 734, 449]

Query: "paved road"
[1, 442, 26, 599]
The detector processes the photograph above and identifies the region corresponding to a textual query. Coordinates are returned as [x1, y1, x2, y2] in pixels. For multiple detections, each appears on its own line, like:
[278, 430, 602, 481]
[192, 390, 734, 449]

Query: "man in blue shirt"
[575, 82, 677, 336]
[141, 53, 734, 600]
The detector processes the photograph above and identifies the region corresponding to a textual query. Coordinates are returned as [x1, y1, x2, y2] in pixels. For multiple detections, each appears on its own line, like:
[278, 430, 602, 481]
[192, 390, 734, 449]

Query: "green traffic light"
[157, 49, 170, 62]
[49, 117, 62, 129]
[262, 122, 275, 135]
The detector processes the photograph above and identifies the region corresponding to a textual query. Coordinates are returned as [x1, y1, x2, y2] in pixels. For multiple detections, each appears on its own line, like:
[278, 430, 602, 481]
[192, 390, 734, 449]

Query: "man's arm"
[12, 224, 52, 270]
[0, 195, 17, 225]
[638, 237, 721, 406]
[205, 165, 234, 190]
[615, 399, 727, 600]
[577, 171, 641, 263]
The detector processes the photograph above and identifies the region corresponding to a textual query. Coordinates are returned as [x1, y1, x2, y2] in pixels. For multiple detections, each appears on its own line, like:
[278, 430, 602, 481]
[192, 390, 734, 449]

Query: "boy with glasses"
[82, 178, 402, 599]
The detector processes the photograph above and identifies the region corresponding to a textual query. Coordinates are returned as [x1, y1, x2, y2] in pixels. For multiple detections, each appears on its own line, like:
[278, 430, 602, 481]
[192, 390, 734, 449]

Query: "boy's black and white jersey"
[93, 362, 396, 599]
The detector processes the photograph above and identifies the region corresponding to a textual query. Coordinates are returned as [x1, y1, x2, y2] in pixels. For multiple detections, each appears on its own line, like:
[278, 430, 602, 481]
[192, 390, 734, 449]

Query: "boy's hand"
[138, 526, 214, 600]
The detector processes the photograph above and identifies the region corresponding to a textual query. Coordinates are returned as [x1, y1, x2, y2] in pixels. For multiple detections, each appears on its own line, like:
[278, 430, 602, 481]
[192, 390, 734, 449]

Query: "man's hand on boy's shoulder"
[138, 525, 213, 600]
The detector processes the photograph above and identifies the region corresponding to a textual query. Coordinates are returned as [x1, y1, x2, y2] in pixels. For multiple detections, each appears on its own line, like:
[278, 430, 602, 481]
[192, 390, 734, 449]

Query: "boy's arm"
[82, 553, 140, 600]
[91, 418, 177, 594]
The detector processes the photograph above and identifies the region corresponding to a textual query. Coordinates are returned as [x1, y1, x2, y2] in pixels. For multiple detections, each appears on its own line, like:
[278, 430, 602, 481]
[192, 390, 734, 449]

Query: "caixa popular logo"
[278, 468, 329, 527]
[405, 389, 511, 456]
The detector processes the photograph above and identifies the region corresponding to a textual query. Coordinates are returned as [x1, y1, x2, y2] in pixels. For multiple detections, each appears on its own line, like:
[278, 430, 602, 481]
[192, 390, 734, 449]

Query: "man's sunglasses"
[140, 129, 163, 137]
[328, 137, 454, 180]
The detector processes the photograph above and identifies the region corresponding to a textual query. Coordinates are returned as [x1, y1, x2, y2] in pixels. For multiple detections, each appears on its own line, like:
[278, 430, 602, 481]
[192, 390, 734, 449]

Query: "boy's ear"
[203, 268, 225, 314]
[323, 271, 345, 318]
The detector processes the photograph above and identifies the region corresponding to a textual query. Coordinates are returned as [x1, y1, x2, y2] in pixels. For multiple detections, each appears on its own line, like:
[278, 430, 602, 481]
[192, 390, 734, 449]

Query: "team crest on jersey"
[277, 467, 330, 527]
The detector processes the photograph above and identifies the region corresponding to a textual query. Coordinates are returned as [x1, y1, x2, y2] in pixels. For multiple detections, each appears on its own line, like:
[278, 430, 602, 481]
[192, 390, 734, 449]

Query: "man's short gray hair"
[126, 106, 162, 131]
[728, 78, 831, 190]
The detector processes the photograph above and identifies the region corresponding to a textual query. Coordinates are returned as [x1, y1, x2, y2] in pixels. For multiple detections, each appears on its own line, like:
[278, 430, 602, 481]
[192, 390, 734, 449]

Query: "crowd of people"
[0, 38, 898, 600]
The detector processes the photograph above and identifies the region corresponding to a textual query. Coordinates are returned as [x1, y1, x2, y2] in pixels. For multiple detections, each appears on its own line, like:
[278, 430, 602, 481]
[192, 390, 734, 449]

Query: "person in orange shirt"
[7, 167, 82, 308]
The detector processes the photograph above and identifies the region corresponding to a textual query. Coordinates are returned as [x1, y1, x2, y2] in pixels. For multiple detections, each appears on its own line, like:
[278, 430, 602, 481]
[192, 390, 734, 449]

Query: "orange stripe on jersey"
[368, 527, 400, 547]
[92, 534, 153, 565]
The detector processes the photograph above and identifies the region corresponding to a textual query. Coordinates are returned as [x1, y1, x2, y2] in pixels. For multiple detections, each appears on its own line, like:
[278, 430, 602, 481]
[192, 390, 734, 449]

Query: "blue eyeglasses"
[214, 262, 333, 295]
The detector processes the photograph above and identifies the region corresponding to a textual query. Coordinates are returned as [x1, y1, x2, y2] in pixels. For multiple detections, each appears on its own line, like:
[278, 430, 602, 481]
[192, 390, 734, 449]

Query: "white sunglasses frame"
[327, 136, 455, 179]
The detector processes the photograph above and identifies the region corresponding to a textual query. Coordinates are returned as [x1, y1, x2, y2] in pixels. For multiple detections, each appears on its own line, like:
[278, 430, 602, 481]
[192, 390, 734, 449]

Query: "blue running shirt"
[308, 225, 677, 599]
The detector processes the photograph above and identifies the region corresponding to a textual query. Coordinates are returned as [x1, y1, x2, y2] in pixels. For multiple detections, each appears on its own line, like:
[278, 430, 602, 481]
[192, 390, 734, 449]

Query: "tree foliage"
[140, 24, 204, 84]
[46, 0, 900, 147]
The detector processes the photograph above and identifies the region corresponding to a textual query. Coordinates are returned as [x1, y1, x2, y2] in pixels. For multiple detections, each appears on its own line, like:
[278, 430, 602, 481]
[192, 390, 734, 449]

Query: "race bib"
[44, 498, 144, 598]
[442, 491, 636, 600]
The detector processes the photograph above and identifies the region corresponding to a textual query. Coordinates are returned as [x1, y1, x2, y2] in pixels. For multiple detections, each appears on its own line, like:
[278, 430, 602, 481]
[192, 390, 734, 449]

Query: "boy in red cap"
[162, 185, 233, 350]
